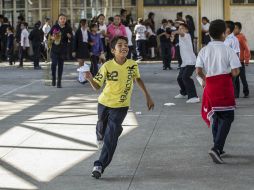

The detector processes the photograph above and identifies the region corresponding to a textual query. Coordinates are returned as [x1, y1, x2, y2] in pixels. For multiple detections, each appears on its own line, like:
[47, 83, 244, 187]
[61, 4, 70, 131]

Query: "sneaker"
[208, 148, 224, 164]
[220, 150, 226, 157]
[92, 166, 102, 179]
[97, 140, 104, 150]
[174, 94, 186, 99]
[186, 97, 200, 103]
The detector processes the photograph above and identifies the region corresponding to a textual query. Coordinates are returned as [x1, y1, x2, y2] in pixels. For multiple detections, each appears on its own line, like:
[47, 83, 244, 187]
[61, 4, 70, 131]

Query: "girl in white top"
[202, 17, 211, 46]
[97, 14, 107, 52]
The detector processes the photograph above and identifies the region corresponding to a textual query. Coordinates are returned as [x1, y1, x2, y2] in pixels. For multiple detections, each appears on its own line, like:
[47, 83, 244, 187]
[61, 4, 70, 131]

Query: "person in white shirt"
[97, 14, 107, 52]
[18, 22, 30, 68]
[202, 17, 211, 46]
[173, 23, 199, 103]
[224, 20, 241, 98]
[196, 19, 241, 164]
[134, 18, 147, 61]
[123, 22, 133, 59]
[224, 21, 240, 55]
[42, 18, 51, 48]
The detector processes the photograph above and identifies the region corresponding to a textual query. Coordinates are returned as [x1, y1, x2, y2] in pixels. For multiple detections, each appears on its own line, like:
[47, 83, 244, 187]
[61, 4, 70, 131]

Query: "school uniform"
[157, 27, 172, 69]
[19, 28, 30, 67]
[202, 23, 211, 45]
[98, 23, 107, 52]
[134, 24, 147, 60]
[92, 59, 140, 171]
[196, 40, 241, 152]
[6, 33, 14, 65]
[177, 33, 198, 99]
[29, 26, 44, 69]
[224, 33, 241, 98]
[73, 27, 90, 59]
[125, 26, 133, 59]
[88, 32, 104, 76]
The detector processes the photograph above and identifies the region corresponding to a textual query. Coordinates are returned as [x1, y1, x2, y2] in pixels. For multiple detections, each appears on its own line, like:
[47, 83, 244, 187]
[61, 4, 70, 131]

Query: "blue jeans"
[136, 40, 146, 59]
[212, 110, 234, 152]
[94, 103, 129, 170]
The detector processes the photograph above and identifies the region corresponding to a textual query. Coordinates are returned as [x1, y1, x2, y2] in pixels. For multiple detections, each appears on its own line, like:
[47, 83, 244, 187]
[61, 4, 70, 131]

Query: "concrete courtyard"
[0, 61, 254, 190]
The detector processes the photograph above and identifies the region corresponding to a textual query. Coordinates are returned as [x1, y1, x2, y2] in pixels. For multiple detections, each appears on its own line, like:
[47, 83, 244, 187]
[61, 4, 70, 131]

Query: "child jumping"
[173, 23, 199, 103]
[196, 19, 241, 164]
[85, 36, 154, 179]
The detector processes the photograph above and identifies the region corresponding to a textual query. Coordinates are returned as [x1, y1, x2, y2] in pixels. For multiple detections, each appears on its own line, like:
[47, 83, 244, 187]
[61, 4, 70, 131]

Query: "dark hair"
[225, 20, 235, 33]
[202, 17, 209, 23]
[18, 15, 25, 21]
[0, 14, 4, 19]
[21, 22, 28, 27]
[209, 19, 226, 39]
[79, 19, 87, 25]
[97, 14, 105, 21]
[89, 23, 98, 30]
[45, 17, 50, 22]
[114, 15, 121, 18]
[148, 12, 155, 19]
[161, 19, 168, 24]
[180, 23, 189, 30]
[7, 26, 14, 32]
[58, 13, 66, 18]
[3, 17, 8, 23]
[120, 9, 127, 16]
[108, 17, 114, 22]
[110, 36, 128, 49]
[177, 12, 183, 18]
[234, 22, 242, 30]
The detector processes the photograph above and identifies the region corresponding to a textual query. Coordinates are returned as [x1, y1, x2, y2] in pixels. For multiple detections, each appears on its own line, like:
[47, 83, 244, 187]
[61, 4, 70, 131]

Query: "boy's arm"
[231, 68, 240, 77]
[172, 30, 185, 37]
[196, 67, 206, 88]
[135, 78, 154, 110]
[85, 72, 101, 90]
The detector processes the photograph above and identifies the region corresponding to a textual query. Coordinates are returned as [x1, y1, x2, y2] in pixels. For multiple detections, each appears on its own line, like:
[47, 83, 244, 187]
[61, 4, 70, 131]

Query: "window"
[231, 0, 254, 3]
[144, 0, 197, 6]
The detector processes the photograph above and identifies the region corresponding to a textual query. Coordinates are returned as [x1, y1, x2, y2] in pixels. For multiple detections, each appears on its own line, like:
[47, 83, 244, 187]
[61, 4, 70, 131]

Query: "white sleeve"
[235, 39, 240, 53]
[134, 25, 137, 33]
[196, 49, 205, 68]
[228, 49, 241, 69]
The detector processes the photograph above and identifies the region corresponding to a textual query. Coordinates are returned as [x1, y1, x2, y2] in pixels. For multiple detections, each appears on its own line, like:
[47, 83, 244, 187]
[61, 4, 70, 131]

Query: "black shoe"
[208, 148, 224, 164]
[91, 166, 102, 179]
[163, 67, 167, 70]
[243, 94, 249, 98]
[168, 67, 173, 70]
[52, 80, 56, 86]
[81, 81, 88, 85]
[57, 81, 62, 88]
[34, 66, 42, 70]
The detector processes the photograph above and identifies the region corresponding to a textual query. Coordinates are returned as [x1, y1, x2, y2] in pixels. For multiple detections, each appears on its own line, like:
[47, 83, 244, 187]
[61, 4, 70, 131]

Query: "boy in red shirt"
[234, 22, 250, 98]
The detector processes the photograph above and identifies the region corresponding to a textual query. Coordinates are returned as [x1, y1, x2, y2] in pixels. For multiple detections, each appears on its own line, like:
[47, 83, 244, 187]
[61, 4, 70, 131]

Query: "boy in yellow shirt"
[85, 36, 154, 179]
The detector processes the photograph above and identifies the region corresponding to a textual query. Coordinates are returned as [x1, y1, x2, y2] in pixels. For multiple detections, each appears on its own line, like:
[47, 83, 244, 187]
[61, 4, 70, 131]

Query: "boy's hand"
[146, 96, 154, 111]
[84, 71, 93, 81]
[202, 80, 206, 88]
[67, 33, 72, 38]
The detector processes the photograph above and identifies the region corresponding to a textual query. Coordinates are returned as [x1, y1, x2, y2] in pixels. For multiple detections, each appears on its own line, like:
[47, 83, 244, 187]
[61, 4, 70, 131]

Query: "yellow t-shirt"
[93, 59, 140, 108]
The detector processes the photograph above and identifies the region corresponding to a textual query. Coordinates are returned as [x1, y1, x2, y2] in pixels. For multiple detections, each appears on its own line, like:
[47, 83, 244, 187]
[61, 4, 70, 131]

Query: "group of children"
[82, 16, 251, 179]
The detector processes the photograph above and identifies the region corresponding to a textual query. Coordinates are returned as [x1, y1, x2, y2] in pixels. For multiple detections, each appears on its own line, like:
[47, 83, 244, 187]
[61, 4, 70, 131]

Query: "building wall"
[231, 6, 254, 50]
[144, 6, 197, 32]
[201, 0, 223, 21]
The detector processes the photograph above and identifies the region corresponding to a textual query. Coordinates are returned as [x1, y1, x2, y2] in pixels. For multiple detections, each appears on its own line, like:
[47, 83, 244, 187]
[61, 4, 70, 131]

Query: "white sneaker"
[92, 166, 102, 179]
[97, 140, 104, 150]
[174, 94, 187, 99]
[186, 97, 200, 104]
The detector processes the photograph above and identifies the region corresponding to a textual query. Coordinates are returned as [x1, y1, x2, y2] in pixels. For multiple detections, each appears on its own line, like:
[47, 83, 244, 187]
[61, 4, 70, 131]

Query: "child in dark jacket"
[6, 26, 15, 65]
[89, 23, 104, 76]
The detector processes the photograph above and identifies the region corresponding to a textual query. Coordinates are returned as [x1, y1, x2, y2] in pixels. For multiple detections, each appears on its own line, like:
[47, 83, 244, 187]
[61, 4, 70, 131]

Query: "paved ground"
[0, 61, 254, 190]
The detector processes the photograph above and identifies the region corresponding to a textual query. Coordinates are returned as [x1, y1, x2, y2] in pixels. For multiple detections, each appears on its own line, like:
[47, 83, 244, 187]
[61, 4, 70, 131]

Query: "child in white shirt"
[19, 22, 30, 68]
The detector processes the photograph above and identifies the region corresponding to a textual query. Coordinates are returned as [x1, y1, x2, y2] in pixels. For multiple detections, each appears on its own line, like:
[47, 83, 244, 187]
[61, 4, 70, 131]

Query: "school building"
[0, 0, 254, 50]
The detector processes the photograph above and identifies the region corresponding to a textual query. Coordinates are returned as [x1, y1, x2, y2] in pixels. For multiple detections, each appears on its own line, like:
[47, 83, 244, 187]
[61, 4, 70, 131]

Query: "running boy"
[196, 19, 241, 164]
[173, 23, 199, 103]
[85, 36, 154, 179]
